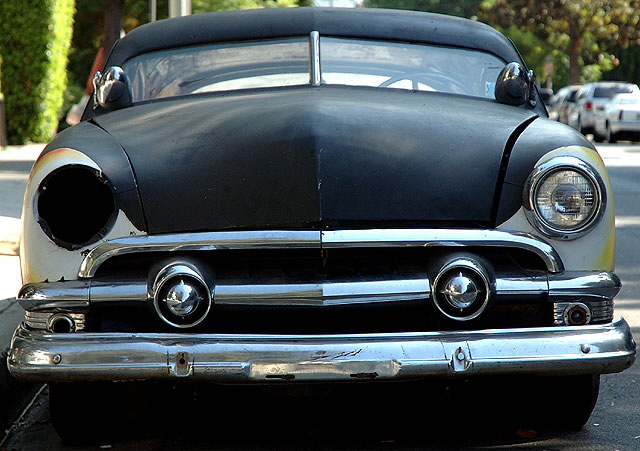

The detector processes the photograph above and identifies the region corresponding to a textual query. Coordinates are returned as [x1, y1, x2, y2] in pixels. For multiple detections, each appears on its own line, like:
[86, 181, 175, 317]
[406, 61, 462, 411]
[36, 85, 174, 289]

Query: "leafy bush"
[0, 0, 75, 144]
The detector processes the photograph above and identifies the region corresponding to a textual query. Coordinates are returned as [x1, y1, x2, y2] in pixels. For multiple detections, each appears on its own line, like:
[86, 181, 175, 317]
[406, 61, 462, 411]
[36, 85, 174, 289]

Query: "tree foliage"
[603, 45, 640, 84]
[0, 0, 75, 144]
[362, 0, 482, 18]
[192, 0, 301, 11]
[479, 0, 640, 84]
[64, 0, 310, 128]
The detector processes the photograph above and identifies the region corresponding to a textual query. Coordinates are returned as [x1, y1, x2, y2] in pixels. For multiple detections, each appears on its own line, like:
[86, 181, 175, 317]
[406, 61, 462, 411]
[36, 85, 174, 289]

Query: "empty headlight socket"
[36, 165, 117, 250]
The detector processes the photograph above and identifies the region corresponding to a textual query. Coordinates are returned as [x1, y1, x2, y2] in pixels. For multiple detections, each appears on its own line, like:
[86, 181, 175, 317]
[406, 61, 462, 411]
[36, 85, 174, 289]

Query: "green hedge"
[0, 0, 75, 144]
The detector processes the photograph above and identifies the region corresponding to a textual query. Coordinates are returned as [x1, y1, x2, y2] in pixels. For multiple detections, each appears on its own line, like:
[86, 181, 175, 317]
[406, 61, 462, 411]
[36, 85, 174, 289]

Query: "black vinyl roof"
[106, 7, 522, 66]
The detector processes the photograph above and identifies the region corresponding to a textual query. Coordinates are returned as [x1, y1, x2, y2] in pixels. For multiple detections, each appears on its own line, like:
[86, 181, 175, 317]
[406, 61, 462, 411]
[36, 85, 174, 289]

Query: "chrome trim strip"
[90, 281, 148, 303]
[309, 31, 321, 87]
[19, 271, 620, 310]
[214, 277, 431, 306]
[18, 282, 90, 312]
[78, 229, 563, 279]
[494, 276, 547, 296]
[548, 271, 621, 301]
[321, 229, 563, 273]
[79, 230, 321, 278]
[8, 319, 636, 382]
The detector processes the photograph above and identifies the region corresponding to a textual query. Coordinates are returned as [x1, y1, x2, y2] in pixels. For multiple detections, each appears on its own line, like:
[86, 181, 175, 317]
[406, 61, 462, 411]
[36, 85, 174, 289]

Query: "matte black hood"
[93, 87, 537, 234]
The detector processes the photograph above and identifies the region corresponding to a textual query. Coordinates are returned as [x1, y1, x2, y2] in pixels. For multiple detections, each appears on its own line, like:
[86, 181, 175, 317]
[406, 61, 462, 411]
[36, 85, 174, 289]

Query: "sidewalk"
[0, 144, 41, 259]
[0, 143, 42, 339]
[0, 144, 43, 435]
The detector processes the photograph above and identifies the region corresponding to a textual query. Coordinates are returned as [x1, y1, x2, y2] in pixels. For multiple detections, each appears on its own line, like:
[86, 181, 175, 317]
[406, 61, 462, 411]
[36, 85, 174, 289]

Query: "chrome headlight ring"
[523, 156, 606, 240]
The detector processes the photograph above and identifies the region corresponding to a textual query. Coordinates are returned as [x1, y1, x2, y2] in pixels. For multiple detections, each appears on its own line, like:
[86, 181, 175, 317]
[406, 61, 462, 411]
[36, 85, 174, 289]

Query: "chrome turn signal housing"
[524, 156, 605, 240]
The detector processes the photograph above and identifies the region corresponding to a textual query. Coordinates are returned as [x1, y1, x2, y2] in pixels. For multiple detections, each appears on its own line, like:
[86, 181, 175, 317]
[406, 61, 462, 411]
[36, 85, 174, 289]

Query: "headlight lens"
[535, 169, 596, 229]
[524, 157, 605, 239]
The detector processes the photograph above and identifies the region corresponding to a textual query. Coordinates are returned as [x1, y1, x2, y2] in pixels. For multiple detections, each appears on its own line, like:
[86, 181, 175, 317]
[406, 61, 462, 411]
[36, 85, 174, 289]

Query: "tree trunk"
[103, 0, 125, 57]
[568, 23, 582, 84]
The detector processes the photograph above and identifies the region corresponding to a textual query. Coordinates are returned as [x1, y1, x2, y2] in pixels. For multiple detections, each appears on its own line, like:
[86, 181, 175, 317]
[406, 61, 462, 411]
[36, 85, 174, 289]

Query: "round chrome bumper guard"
[152, 262, 212, 328]
[432, 257, 492, 321]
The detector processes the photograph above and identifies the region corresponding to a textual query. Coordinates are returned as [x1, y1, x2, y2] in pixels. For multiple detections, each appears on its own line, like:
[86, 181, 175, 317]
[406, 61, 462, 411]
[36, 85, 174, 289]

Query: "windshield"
[594, 85, 638, 98]
[123, 35, 506, 102]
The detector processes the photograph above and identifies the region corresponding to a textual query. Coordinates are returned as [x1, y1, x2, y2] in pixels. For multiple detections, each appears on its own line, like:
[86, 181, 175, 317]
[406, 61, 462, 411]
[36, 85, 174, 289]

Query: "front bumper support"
[8, 319, 635, 383]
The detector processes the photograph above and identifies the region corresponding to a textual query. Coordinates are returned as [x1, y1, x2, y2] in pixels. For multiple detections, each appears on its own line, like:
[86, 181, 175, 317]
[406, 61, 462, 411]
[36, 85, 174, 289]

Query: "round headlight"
[524, 157, 605, 239]
[36, 165, 117, 249]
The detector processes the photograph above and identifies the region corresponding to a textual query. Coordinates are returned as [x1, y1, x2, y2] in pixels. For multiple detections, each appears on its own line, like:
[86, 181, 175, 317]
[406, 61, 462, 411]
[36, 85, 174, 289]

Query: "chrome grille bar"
[20, 271, 620, 312]
[214, 277, 430, 306]
[78, 229, 563, 279]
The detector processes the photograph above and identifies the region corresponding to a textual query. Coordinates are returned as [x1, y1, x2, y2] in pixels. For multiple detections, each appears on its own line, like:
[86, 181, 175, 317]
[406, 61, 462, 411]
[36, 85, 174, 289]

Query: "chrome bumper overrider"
[8, 319, 635, 383]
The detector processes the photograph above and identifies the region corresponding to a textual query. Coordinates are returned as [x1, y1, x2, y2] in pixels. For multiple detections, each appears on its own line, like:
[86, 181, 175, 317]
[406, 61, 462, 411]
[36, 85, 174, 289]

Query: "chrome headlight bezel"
[523, 156, 606, 240]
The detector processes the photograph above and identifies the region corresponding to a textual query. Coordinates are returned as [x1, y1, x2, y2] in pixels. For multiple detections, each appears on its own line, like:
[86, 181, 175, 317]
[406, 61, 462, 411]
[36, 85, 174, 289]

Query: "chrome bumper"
[8, 319, 635, 383]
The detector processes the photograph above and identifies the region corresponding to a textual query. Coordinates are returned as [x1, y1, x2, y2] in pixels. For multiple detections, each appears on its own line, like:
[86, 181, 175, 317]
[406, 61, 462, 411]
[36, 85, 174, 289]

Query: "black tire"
[49, 382, 128, 445]
[607, 124, 617, 143]
[501, 374, 600, 431]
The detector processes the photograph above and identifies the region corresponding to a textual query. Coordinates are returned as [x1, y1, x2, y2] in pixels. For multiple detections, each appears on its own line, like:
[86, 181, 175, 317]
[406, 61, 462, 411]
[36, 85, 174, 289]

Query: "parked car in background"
[6, 7, 635, 443]
[595, 92, 640, 143]
[549, 84, 581, 124]
[570, 81, 640, 140]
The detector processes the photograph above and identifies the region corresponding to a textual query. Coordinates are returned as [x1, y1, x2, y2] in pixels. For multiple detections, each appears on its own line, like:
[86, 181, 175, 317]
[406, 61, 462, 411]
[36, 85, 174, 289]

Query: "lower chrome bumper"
[8, 319, 635, 383]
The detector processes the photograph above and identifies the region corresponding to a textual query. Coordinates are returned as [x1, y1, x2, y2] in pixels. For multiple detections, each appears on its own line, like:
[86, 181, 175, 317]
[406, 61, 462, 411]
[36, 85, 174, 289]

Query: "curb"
[0, 217, 20, 257]
[0, 144, 43, 162]
[0, 144, 41, 256]
[0, 350, 41, 440]
[0, 145, 42, 438]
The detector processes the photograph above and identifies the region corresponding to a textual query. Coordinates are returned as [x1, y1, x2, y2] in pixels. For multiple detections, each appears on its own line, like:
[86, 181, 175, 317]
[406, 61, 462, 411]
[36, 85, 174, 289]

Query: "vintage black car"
[8, 7, 636, 440]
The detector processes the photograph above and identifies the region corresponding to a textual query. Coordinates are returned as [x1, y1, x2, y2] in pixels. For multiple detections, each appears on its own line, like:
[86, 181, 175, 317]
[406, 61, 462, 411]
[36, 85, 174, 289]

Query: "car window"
[593, 85, 637, 98]
[124, 38, 311, 101]
[319, 37, 504, 98]
[123, 36, 506, 102]
[566, 90, 579, 102]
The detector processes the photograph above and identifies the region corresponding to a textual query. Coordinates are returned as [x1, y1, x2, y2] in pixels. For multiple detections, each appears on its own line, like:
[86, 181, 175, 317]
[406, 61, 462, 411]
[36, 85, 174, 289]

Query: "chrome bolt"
[52, 354, 62, 365]
[457, 351, 466, 361]
[581, 344, 591, 354]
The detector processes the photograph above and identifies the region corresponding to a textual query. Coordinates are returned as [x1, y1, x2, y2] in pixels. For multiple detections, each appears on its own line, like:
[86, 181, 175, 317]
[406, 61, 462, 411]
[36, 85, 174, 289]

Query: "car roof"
[583, 81, 638, 89]
[105, 7, 523, 67]
[559, 85, 581, 93]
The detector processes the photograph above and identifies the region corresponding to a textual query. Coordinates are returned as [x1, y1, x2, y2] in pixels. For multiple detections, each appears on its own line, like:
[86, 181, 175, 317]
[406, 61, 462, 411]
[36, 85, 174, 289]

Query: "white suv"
[570, 81, 639, 140]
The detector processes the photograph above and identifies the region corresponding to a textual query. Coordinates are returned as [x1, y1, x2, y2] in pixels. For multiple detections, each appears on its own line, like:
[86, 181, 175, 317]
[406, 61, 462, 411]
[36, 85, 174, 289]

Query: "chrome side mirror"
[495, 62, 536, 107]
[93, 66, 132, 110]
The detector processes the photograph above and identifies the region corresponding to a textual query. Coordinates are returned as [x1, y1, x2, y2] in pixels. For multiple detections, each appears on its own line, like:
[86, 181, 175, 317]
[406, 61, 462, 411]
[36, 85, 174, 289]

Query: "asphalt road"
[1, 143, 639, 450]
